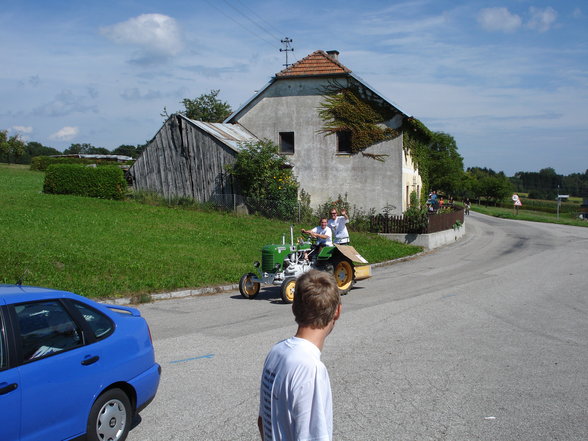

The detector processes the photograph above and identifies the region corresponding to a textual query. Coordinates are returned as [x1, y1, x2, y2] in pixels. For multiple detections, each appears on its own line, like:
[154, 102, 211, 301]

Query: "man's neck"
[295, 325, 330, 351]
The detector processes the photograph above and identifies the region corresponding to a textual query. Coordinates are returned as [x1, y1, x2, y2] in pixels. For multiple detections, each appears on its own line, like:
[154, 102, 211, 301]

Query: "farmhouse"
[129, 50, 422, 214]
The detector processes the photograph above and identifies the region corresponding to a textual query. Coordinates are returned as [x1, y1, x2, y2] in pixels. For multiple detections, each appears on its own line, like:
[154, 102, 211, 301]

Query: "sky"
[1, 0, 586, 176]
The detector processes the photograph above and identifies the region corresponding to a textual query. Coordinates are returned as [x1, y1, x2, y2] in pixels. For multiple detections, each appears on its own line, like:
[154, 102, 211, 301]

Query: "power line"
[232, 0, 285, 41]
[223, 0, 282, 42]
[201, 0, 280, 50]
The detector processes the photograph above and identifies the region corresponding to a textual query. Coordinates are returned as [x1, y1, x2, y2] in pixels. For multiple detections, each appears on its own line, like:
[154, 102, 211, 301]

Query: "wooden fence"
[369, 207, 464, 234]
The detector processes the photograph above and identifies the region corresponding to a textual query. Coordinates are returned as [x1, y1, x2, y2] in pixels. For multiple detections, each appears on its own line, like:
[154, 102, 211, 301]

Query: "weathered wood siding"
[129, 115, 237, 201]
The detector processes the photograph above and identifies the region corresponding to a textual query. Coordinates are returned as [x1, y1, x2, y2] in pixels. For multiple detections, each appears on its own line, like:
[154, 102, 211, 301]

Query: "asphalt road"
[129, 212, 588, 441]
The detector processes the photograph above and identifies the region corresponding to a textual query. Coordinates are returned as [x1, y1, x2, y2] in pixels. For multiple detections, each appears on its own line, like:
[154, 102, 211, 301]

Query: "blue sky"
[1, 0, 586, 175]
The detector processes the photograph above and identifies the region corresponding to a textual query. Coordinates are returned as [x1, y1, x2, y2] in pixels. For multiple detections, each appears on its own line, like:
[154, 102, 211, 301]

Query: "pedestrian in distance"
[512, 193, 522, 215]
[464, 197, 471, 215]
[258, 270, 342, 441]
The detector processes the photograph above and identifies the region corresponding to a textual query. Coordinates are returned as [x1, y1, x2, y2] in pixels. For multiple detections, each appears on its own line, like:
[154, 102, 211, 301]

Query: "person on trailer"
[327, 208, 350, 245]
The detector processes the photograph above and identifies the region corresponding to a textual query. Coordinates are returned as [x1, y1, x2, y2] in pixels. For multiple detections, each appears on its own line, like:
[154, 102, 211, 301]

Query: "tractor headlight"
[253, 261, 260, 268]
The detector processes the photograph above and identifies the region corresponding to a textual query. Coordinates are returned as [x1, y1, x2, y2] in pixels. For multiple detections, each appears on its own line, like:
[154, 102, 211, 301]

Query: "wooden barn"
[128, 114, 257, 202]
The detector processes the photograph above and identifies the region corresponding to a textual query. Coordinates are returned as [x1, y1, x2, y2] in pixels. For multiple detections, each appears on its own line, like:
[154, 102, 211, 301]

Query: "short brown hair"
[292, 270, 340, 328]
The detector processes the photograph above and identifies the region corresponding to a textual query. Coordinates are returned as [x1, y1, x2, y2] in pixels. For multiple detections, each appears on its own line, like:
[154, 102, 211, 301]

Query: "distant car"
[0, 285, 161, 441]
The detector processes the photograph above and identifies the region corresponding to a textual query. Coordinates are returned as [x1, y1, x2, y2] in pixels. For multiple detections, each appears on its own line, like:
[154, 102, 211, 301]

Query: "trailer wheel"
[333, 257, 354, 295]
[281, 277, 297, 304]
[239, 273, 260, 299]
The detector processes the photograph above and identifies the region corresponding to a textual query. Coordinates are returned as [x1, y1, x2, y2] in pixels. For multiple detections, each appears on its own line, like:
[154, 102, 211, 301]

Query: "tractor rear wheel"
[281, 277, 297, 304]
[332, 257, 354, 295]
[239, 273, 260, 299]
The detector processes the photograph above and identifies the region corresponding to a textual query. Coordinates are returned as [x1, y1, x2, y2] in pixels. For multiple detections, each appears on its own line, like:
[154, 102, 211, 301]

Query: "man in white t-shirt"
[258, 270, 341, 441]
[327, 209, 350, 245]
[301, 218, 333, 247]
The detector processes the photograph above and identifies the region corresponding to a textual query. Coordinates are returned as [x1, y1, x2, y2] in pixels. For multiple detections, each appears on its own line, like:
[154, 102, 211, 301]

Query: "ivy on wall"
[402, 116, 433, 195]
[318, 81, 401, 159]
[318, 80, 435, 193]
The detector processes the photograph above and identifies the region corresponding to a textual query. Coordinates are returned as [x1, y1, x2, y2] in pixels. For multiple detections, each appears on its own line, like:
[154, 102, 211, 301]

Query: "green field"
[469, 203, 587, 227]
[0, 164, 421, 299]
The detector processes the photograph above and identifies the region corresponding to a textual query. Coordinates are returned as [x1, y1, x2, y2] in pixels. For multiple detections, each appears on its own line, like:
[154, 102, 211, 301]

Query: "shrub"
[44, 164, 127, 200]
[227, 139, 299, 220]
[31, 156, 133, 171]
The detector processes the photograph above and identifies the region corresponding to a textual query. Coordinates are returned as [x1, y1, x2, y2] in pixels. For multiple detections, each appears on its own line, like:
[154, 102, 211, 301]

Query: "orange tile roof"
[276, 50, 352, 77]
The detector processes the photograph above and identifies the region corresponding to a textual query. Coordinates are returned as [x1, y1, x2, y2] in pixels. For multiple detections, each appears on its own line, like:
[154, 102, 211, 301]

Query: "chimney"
[326, 50, 339, 62]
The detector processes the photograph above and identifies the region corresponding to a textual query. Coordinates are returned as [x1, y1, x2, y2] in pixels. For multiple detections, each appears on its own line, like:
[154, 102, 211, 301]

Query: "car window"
[15, 301, 83, 361]
[0, 314, 6, 369]
[73, 301, 114, 340]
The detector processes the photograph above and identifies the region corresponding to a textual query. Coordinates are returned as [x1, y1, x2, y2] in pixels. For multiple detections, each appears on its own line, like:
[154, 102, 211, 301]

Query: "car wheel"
[333, 257, 354, 295]
[87, 388, 132, 441]
[239, 273, 260, 299]
[281, 277, 297, 304]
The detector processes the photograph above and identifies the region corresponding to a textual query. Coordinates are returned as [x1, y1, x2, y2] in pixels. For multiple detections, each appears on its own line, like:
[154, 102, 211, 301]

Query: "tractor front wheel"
[333, 257, 354, 295]
[281, 277, 297, 304]
[239, 273, 260, 299]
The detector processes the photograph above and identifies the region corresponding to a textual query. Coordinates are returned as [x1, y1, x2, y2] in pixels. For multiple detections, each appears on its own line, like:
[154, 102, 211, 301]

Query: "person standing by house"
[512, 193, 522, 215]
[258, 270, 342, 441]
[327, 208, 350, 245]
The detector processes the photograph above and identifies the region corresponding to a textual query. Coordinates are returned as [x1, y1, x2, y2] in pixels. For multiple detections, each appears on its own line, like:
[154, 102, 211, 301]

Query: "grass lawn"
[470, 203, 588, 227]
[0, 164, 421, 299]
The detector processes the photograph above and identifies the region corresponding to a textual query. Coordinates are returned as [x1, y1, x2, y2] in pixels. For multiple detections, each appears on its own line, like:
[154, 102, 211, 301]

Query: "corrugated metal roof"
[184, 117, 258, 151]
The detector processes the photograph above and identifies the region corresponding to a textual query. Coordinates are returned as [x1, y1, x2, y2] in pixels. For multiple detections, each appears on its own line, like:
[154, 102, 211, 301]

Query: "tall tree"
[181, 90, 232, 122]
[426, 132, 464, 195]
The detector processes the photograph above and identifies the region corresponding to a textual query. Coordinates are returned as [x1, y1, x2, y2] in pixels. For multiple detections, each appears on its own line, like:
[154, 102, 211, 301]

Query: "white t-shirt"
[259, 337, 333, 441]
[311, 226, 333, 246]
[327, 216, 349, 244]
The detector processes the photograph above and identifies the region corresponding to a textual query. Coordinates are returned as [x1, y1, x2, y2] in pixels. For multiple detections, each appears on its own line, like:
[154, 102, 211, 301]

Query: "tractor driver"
[301, 218, 333, 260]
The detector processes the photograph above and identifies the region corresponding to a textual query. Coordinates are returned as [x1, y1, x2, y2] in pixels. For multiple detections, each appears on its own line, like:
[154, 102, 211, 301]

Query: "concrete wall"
[379, 223, 466, 250]
[234, 77, 420, 214]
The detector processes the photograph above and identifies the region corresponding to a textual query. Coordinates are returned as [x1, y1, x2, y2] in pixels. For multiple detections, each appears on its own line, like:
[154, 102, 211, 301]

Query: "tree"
[63, 143, 110, 155]
[26, 141, 60, 158]
[181, 90, 232, 122]
[227, 139, 299, 219]
[426, 132, 464, 196]
[0, 130, 26, 163]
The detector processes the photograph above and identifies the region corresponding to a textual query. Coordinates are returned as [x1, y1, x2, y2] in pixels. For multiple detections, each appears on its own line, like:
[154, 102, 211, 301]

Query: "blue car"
[0, 285, 161, 441]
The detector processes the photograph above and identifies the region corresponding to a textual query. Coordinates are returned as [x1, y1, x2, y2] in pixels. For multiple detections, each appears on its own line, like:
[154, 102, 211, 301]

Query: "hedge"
[31, 156, 133, 171]
[43, 164, 127, 200]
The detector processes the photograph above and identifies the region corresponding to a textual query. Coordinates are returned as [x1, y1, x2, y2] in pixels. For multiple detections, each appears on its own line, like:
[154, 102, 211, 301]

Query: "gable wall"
[130, 116, 237, 202]
[234, 77, 414, 213]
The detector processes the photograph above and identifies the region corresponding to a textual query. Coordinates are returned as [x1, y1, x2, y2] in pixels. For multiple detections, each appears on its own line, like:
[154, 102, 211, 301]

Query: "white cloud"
[101, 13, 183, 60]
[49, 126, 79, 141]
[527, 7, 557, 32]
[477, 7, 522, 33]
[12, 126, 33, 134]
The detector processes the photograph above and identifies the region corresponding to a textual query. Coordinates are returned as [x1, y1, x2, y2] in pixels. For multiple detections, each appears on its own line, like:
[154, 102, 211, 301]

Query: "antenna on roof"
[280, 37, 294, 68]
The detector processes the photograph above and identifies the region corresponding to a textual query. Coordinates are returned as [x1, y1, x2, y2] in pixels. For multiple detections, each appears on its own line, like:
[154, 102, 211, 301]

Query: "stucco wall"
[233, 77, 418, 214]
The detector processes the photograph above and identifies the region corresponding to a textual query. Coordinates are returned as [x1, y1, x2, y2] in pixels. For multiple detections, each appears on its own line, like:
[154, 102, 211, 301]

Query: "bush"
[44, 165, 127, 200]
[31, 156, 133, 171]
[227, 139, 299, 220]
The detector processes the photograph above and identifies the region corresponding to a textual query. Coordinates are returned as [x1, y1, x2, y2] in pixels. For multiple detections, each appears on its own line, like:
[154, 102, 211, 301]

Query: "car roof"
[0, 285, 86, 305]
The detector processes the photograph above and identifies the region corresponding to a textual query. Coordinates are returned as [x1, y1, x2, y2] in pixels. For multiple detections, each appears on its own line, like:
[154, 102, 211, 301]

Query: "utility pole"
[280, 37, 294, 68]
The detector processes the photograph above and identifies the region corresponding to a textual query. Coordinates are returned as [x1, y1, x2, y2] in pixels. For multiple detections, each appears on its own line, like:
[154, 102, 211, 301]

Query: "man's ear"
[333, 303, 342, 321]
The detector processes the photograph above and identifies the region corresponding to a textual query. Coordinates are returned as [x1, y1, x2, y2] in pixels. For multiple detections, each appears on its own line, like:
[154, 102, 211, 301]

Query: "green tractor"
[239, 227, 371, 303]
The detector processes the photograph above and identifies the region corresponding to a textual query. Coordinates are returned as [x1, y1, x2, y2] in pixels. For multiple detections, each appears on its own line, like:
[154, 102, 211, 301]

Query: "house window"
[337, 131, 352, 153]
[279, 132, 295, 154]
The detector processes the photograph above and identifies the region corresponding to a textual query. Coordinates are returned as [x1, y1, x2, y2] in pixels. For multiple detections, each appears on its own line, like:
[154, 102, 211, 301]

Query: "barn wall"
[129, 115, 237, 202]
